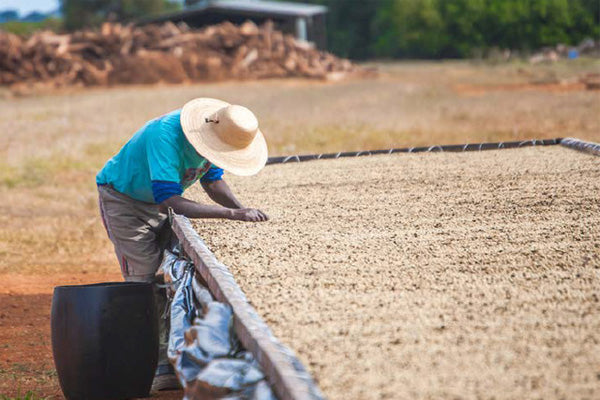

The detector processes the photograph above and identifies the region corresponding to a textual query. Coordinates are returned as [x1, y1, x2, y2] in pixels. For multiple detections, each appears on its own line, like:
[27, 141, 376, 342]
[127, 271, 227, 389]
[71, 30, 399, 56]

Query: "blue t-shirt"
[96, 109, 223, 204]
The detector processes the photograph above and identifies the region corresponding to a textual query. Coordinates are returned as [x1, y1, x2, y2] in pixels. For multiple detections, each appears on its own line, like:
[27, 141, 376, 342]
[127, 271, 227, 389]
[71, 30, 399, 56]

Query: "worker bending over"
[96, 98, 268, 391]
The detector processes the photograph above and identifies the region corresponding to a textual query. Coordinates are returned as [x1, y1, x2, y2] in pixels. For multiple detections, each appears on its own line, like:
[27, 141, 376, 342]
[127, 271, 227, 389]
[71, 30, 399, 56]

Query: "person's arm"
[201, 179, 244, 209]
[199, 166, 268, 219]
[160, 195, 268, 222]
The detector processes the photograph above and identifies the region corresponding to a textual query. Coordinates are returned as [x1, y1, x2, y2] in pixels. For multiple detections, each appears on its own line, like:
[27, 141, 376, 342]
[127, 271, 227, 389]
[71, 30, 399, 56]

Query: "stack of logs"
[0, 20, 368, 89]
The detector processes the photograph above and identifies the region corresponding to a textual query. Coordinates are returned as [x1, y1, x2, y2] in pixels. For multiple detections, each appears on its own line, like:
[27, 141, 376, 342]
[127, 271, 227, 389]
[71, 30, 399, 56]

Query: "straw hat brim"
[180, 98, 268, 176]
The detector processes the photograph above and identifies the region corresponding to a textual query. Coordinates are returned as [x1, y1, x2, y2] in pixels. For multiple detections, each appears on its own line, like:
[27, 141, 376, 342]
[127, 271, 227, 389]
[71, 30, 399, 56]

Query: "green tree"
[373, 0, 446, 58]
[372, 0, 599, 59]
[322, 0, 382, 59]
[438, 0, 487, 57]
[61, 0, 181, 31]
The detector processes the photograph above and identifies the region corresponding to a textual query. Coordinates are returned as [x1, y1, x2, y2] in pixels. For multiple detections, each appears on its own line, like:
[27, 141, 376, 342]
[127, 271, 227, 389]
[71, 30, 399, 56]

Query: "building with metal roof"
[140, 0, 328, 49]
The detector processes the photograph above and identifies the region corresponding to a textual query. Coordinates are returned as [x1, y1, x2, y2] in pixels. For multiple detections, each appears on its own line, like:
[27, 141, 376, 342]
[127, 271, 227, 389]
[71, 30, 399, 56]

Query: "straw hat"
[180, 98, 268, 176]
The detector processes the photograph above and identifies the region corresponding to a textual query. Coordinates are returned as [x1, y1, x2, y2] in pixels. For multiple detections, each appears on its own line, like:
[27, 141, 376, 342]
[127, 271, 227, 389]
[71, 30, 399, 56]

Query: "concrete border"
[171, 214, 325, 400]
[560, 137, 600, 156]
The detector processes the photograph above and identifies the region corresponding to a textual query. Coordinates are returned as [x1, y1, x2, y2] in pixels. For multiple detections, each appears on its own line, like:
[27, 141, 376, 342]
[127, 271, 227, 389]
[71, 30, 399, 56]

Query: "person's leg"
[98, 185, 179, 390]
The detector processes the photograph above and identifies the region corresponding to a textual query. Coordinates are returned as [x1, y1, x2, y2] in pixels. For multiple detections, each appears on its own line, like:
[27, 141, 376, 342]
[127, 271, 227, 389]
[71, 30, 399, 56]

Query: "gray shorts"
[98, 185, 172, 282]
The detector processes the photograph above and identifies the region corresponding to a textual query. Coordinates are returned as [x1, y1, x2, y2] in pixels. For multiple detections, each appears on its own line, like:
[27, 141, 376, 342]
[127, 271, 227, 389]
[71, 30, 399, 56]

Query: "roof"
[208, 0, 327, 17]
[141, 0, 327, 24]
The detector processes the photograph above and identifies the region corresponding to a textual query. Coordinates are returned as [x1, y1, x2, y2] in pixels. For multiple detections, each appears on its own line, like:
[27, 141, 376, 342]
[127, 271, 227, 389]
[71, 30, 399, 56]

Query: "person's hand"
[229, 208, 269, 222]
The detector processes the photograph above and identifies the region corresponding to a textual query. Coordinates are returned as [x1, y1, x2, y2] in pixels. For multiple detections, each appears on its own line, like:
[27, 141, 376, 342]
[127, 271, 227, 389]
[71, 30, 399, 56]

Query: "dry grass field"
[0, 60, 599, 397]
[191, 147, 600, 400]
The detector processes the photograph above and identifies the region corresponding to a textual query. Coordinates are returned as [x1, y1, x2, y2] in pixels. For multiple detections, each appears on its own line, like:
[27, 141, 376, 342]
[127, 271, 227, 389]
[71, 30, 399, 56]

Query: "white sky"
[0, 0, 60, 15]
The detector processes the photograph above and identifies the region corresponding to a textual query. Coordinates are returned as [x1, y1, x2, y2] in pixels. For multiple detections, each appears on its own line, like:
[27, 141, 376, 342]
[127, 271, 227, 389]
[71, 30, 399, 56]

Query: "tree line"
[60, 0, 181, 31]
[297, 0, 599, 59]
[35, 0, 600, 59]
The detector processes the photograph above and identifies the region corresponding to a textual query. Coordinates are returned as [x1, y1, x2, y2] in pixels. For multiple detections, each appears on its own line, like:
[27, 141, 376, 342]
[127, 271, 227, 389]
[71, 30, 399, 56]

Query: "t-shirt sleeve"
[147, 124, 182, 203]
[200, 166, 224, 183]
[151, 181, 183, 203]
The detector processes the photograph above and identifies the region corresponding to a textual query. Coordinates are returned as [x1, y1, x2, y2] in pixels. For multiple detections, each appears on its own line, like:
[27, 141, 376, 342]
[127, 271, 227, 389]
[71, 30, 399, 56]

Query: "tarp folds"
[161, 249, 275, 399]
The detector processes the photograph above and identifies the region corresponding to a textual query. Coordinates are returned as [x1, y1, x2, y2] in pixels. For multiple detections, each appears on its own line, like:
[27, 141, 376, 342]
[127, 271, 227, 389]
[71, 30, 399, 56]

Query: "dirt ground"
[190, 146, 600, 400]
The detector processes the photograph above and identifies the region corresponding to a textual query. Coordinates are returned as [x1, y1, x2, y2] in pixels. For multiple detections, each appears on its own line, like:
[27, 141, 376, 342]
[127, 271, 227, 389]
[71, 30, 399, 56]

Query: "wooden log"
[239, 20, 259, 36]
[1, 20, 365, 89]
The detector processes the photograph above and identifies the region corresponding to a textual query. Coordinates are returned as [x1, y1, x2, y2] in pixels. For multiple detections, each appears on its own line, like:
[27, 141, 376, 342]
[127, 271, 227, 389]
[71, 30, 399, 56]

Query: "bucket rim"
[53, 281, 153, 290]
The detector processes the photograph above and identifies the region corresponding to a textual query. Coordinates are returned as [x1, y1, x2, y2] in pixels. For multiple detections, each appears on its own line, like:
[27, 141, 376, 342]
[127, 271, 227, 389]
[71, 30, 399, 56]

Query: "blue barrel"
[51, 282, 158, 400]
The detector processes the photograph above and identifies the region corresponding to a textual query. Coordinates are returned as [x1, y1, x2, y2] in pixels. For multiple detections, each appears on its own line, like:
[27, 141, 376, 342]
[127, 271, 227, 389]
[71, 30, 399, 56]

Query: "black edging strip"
[560, 137, 600, 156]
[266, 138, 563, 165]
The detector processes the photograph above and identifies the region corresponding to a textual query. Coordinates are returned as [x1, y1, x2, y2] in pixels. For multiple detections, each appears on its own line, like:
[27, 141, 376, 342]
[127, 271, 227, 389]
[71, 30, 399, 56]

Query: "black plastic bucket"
[51, 282, 158, 400]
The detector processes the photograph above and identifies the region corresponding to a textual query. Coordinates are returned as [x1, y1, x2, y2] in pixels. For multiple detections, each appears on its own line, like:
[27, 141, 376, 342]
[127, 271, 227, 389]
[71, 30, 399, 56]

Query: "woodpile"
[0, 21, 369, 90]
